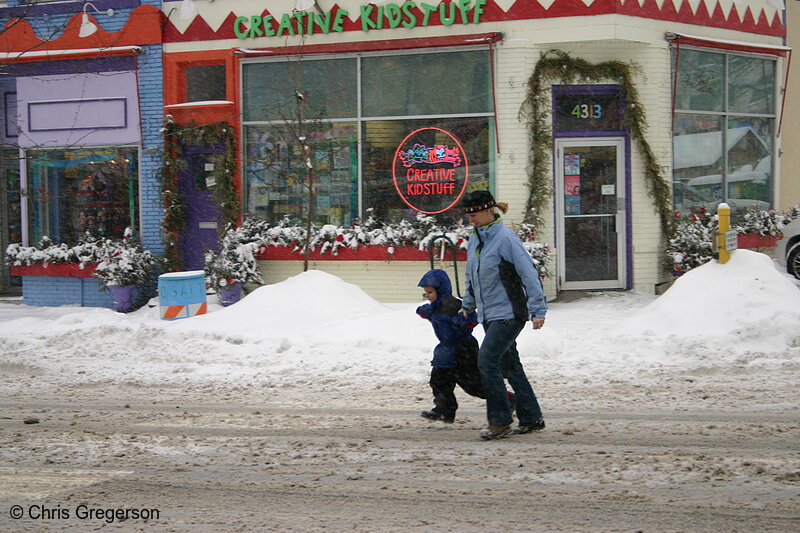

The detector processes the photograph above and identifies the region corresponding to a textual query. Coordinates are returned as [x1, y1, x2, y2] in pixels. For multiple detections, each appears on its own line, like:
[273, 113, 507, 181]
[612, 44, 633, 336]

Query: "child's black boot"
[420, 410, 455, 423]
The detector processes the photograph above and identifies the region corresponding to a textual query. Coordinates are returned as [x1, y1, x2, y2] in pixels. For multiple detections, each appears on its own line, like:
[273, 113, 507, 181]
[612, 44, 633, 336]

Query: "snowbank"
[169, 270, 390, 336]
[0, 253, 798, 394]
[615, 250, 800, 365]
[622, 250, 800, 338]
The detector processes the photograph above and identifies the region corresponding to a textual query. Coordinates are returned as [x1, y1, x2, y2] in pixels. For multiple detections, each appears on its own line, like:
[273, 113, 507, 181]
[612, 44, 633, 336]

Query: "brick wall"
[137, 42, 165, 254]
[493, 38, 558, 298]
[22, 276, 115, 308]
[490, 34, 673, 294]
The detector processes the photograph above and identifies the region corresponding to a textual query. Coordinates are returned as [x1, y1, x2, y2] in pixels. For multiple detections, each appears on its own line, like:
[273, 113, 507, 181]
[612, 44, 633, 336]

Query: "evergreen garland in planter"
[161, 119, 240, 271]
[666, 204, 800, 274]
[162, 120, 188, 272]
[521, 50, 672, 235]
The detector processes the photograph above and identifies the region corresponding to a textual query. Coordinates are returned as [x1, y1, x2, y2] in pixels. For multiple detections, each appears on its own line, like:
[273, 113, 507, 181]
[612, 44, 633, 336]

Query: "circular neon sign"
[392, 127, 469, 214]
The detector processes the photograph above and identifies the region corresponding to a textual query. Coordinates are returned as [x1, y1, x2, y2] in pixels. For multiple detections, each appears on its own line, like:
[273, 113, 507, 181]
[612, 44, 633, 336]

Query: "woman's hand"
[531, 317, 545, 330]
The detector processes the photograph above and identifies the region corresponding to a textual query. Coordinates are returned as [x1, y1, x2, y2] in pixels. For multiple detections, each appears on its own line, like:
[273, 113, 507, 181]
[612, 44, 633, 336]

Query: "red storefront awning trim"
[666, 32, 790, 57]
[235, 32, 503, 58]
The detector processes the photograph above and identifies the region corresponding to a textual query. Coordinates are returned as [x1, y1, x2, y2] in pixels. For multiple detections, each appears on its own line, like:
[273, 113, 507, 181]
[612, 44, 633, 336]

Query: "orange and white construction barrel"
[158, 270, 208, 320]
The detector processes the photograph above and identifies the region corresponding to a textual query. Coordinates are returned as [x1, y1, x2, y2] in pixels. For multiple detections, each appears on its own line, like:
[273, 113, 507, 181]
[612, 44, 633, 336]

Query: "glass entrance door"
[556, 138, 626, 290]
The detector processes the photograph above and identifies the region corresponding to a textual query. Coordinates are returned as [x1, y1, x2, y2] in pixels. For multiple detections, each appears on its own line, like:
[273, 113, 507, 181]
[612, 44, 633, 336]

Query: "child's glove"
[456, 308, 478, 329]
[416, 304, 433, 320]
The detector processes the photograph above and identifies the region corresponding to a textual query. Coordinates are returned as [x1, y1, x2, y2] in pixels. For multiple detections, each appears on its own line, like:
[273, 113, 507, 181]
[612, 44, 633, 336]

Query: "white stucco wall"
[781, 2, 800, 211]
[258, 259, 468, 303]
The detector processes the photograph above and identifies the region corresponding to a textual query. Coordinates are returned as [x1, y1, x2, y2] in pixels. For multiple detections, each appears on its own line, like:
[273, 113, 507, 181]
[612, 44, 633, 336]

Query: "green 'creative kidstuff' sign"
[233, 0, 487, 39]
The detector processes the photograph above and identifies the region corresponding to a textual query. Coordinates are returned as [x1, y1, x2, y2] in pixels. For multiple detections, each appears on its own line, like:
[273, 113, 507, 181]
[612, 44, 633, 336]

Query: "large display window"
[26, 147, 139, 244]
[245, 122, 358, 225]
[243, 58, 357, 121]
[361, 50, 491, 117]
[242, 48, 495, 225]
[672, 48, 776, 217]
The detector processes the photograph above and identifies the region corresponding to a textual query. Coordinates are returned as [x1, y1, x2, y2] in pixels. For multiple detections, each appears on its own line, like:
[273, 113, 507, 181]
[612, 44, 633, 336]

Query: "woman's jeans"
[478, 318, 543, 427]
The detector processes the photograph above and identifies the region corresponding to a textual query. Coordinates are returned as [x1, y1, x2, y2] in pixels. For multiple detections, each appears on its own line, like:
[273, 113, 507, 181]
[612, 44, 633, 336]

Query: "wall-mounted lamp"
[79, 2, 114, 38]
[180, 0, 199, 20]
[294, 0, 324, 15]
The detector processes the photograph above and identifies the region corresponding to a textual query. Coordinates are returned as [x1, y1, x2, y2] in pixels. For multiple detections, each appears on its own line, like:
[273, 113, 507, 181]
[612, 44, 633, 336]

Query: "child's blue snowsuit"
[417, 269, 486, 419]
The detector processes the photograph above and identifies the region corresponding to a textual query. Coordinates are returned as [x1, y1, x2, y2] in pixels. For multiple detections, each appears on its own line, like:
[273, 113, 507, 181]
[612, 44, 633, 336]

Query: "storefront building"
[1, 0, 789, 305]
[159, 0, 788, 302]
[0, 0, 163, 303]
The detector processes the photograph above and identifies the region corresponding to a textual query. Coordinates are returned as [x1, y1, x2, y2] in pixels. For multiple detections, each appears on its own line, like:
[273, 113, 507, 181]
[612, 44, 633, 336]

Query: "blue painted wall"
[21, 276, 116, 308]
[3, 1, 166, 306]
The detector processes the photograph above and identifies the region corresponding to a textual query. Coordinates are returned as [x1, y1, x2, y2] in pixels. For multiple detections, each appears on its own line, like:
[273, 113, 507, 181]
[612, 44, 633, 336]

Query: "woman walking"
[460, 190, 548, 440]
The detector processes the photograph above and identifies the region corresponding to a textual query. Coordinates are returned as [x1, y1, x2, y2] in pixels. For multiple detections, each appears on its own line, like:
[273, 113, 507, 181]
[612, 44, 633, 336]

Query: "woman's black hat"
[461, 190, 496, 213]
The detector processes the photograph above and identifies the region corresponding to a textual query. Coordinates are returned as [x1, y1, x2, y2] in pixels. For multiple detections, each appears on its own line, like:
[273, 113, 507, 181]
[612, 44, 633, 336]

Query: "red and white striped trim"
[160, 301, 208, 320]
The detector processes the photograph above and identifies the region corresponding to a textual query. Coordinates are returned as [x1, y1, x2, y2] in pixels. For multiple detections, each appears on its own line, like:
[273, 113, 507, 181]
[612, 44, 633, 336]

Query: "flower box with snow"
[736, 233, 780, 249]
[256, 244, 467, 262]
[9, 262, 97, 277]
[205, 215, 551, 302]
[204, 220, 266, 305]
[5, 232, 158, 310]
[92, 236, 158, 290]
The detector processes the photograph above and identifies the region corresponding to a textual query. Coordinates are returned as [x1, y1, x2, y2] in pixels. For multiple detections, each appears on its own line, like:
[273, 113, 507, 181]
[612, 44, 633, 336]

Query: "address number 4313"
[571, 104, 602, 119]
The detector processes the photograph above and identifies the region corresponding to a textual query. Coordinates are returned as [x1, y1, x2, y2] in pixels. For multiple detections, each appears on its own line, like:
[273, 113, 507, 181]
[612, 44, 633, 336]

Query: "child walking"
[416, 269, 513, 423]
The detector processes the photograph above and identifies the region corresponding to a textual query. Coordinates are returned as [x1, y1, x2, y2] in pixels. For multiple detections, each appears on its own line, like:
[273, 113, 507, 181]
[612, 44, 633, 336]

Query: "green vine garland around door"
[161, 120, 240, 271]
[521, 49, 672, 235]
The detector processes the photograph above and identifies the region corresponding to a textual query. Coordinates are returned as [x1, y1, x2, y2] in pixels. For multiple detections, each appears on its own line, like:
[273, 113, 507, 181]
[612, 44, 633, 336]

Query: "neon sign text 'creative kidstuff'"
[233, 0, 487, 39]
[392, 127, 469, 214]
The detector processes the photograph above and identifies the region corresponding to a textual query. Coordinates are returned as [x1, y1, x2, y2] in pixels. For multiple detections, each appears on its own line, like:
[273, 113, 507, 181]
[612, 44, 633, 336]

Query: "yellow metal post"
[718, 202, 731, 264]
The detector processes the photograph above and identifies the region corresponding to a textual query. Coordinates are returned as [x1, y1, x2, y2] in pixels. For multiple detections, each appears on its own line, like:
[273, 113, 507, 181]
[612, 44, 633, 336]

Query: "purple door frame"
[178, 145, 224, 270]
[551, 84, 633, 290]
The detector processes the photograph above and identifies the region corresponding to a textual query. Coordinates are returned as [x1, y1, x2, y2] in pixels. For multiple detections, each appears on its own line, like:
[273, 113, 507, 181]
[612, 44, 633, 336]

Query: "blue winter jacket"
[416, 269, 478, 368]
[461, 217, 547, 323]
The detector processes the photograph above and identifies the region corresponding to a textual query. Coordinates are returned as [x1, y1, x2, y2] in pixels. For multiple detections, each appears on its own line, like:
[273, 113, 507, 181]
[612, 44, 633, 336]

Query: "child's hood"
[418, 269, 453, 307]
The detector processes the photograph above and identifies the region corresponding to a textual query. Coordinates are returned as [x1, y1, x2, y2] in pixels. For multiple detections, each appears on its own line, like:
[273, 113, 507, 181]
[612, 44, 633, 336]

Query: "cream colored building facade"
[163, 0, 788, 302]
[782, 1, 800, 210]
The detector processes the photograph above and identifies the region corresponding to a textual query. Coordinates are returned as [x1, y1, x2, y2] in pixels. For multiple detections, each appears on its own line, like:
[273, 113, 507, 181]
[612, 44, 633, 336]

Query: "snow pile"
[172, 270, 390, 336]
[618, 249, 800, 363]
[623, 250, 800, 337]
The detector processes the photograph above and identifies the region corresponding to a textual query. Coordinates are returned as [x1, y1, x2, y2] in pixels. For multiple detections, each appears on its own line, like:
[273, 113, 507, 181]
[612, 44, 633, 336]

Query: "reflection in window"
[26, 148, 139, 244]
[242, 59, 357, 122]
[672, 49, 776, 218]
[672, 114, 723, 214]
[2, 150, 22, 245]
[245, 123, 358, 226]
[728, 56, 774, 114]
[186, 64, 226, 102]
[726, 117, 772, 212]
[361, 51, 492, 117]
[674, 49, 723, 112]
[564, 216, 617, 282]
